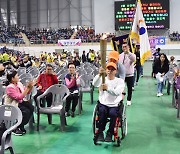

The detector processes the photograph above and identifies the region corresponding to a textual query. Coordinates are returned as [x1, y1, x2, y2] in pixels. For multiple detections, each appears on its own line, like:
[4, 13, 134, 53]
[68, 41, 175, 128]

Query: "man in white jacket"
[93, 62, 125, 142]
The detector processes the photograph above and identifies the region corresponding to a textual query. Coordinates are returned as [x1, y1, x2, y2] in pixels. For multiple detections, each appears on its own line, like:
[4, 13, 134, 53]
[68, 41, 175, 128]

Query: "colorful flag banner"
[130, 0, 151, 65]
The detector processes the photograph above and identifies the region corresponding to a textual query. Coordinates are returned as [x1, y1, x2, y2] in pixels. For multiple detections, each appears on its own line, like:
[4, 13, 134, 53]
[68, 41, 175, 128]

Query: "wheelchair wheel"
[92, 104, 98, 134]
[117, 137, 121, 147]
[121, 104, 127, 139]
[92, 104, 99, 145]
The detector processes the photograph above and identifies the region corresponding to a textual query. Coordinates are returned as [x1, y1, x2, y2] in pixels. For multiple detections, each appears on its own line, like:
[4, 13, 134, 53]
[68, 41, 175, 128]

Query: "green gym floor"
[10, 61, 180, 154]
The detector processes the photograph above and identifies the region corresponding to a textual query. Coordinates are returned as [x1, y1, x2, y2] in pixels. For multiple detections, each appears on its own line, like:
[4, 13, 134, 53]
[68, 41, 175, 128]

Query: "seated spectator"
[33, 58, 41, 67]
[23, 55, 33, 68]
[34, 64, 58, 107]
[93, 57, 101, 68]
[81, 50, 87, 63]
[73, 57, 80, 67]
[5, 70, 35, 136]
[65, 63, 80, 117]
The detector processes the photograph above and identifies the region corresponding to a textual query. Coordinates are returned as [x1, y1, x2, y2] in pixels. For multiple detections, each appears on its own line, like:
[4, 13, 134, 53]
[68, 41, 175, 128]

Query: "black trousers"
[65, 93, 79, 112]
[34, 90, 53, 107]
[125, 76, 134, 101]
[136, 65, 141, 83]
[98, 103, 119, 134]
[18, 101, 34, 129]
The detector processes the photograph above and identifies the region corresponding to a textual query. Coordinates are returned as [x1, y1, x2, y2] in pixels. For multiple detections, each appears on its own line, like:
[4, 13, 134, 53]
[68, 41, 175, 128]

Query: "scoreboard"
[115, 0, 169, 30]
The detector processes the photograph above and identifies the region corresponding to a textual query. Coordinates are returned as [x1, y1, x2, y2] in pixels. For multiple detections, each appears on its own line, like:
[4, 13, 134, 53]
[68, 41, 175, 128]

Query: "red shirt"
[37, 73, 58, 92]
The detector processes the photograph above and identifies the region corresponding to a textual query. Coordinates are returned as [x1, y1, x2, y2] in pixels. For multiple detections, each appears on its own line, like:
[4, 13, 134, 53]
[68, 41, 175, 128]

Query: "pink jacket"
[6, 82, 28, 103]
[119, 52, 136, 77]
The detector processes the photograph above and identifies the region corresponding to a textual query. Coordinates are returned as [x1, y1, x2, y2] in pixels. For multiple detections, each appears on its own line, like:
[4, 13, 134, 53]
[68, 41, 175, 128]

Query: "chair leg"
[29, 115, 34, 131]
[60, 112, 66, 131]
[81, 92, 83, 103]
[90, 90, 93, 104]
[37, 113, 40, 131]
[47, 114, 52, 124]
[9, 147, 15, 154]
[167, 82, 171, 95]
[78, 97, 82, 115]
[80, 93, 83, 111]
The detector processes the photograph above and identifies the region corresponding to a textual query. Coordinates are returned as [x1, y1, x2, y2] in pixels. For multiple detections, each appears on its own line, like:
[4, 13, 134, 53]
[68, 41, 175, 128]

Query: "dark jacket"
[153, 60, 169, 74]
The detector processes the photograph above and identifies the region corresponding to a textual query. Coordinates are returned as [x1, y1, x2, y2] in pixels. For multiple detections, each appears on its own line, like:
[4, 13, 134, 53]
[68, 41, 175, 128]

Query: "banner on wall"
[149, 36, 166, 53]
[149, 36, 166, 48]
[58, 39, 81, 46]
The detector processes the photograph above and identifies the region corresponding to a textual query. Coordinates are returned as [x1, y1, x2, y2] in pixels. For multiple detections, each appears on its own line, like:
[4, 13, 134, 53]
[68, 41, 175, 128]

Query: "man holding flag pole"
[113, 0, 151, 106]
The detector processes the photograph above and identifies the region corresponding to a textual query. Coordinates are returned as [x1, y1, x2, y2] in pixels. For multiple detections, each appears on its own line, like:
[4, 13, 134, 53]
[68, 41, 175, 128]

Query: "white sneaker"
[159, 93, 163, 96]
[157, 93, 160, 97]
[127, 101, 131, 106]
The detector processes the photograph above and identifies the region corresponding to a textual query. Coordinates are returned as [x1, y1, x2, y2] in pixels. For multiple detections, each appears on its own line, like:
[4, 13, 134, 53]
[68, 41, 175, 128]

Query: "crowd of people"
[0, 24, 115, 45]
[0, 25, 24, 44]
[169, 31, 180, 41]
[74, 27, 115, 43]
[25, 27, 75, 44]
[0, 41, 179, 142]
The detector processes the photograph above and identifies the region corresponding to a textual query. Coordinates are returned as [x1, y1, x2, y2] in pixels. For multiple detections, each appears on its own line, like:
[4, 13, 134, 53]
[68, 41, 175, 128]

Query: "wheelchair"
[92, 100, 127, 146]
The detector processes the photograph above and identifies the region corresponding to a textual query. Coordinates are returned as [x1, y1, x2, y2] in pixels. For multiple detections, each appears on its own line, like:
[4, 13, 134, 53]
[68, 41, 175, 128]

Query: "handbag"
[4, 94, 19, 106]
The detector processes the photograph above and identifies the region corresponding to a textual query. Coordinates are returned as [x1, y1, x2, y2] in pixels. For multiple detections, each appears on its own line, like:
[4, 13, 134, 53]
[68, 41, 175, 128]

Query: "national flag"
[130, 0, 151, 65]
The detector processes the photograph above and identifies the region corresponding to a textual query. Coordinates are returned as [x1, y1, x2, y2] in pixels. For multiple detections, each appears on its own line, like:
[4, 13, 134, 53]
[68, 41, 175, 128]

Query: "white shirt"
[93, 75, 125, 107]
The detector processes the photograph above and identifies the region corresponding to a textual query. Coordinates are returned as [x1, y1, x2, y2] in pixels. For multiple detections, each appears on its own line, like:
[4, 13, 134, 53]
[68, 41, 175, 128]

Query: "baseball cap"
[106, 62, 117, 70]
[108, 51, 119, 61]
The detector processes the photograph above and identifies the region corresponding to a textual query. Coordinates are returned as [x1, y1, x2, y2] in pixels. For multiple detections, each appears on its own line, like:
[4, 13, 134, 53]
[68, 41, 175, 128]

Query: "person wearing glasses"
[34, 64, 58, 107]
[5, 70, 35, 136]
[93, 62, 125, 142]
[119, 42, 136, 106]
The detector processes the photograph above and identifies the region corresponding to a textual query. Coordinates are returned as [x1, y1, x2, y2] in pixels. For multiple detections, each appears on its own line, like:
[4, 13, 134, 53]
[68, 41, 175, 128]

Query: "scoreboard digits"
[115, 0, 169, 30]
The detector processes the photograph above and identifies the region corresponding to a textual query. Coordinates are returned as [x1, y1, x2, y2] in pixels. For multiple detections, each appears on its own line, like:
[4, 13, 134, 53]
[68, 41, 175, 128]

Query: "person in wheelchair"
[92, 62, 125, 142]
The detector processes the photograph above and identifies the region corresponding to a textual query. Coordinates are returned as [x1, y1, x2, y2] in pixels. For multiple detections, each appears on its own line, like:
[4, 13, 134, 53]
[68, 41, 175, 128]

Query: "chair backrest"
[166, 70, 175, 80]
[54, 67, 61, 74]
[0, 105, 22, 129]
[39, 66, 46, 73]
[58, 73, 67, 84]
[59, 69, 68, 75]
[19, 73, 33, 80]
[17, 67, 26, 76]
[29, 67, 40, 78]
[20, 76, 33, 86]
[80, 74, 94, 88]
[92, 68, 99, 76]
[84, 67, 93, 74]
[77, 69, 87, 76]
[42, 84, 70, 106]
[26, 66, 34, 73]
[83, 62, 91, 69]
